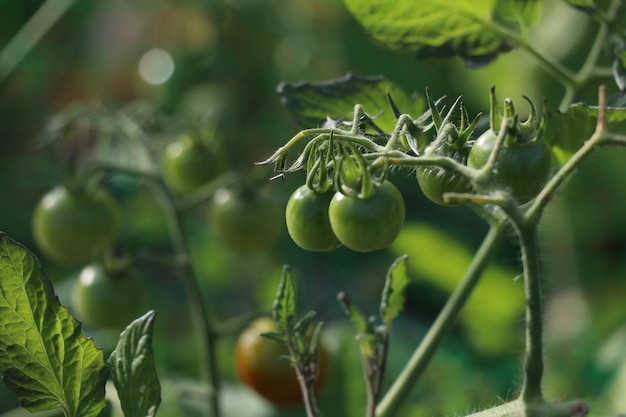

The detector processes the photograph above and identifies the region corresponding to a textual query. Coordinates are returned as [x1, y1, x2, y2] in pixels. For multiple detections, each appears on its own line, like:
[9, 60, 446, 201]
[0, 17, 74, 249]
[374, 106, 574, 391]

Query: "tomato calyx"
[467, 88, 553, 205]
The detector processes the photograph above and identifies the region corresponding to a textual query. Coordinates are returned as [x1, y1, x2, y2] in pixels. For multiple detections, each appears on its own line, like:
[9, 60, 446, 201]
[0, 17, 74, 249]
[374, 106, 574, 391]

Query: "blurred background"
[1, 0, 626, 416]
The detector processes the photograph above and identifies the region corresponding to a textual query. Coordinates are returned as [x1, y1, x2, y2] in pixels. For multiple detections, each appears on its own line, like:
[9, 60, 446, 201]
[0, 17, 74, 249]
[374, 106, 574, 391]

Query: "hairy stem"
[518, 225, 544, 402]
[375, 223, 507, 417]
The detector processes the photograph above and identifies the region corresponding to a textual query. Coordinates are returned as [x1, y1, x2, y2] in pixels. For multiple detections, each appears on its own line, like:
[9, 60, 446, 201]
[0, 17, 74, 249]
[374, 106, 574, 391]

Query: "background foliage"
[1, 0, 626, 416]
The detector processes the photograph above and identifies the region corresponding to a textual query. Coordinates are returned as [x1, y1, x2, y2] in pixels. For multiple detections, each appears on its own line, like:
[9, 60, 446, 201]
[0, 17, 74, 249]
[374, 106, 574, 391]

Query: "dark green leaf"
[273, 265, 297, 331]
[562, 0, 599, 14]
[278, 73, 424, 132]
[0, 233, 107, 417]
[380, 255, 410, 324]
[545, 104, 626, 165]
[342, 0, 531, 63]
[108, 310, 161, 417]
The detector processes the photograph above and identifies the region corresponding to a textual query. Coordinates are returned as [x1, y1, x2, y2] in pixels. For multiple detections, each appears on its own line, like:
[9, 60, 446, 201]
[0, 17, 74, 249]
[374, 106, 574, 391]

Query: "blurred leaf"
[380, 254, 410, 325]
[545, 104, 626, 165]
[0, 232, 107, 417]
[342, 0, 536, 64]
[40, 104, 159, 182]
[613, 49, 626, 93]
[108, 310, 161, 417]
[391, 224, 523, 355]
[277, 73, 424, 132]
[494, 0, 540, 27]
[273, 265, 297, 331]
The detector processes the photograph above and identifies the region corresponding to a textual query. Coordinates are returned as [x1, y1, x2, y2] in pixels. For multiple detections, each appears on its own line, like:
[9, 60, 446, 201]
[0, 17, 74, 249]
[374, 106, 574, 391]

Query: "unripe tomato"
[328, 180, 405, 252]
[416, 137, 473, 206]
[285, 185, 341, 252]
[209, 187, 283, 252]
[32, 185, 121, 265]
[161, 135, 219, 194]
[468, 129, 552, 204]
[71, 263, 146, 329]
[235, 317, 330, 407]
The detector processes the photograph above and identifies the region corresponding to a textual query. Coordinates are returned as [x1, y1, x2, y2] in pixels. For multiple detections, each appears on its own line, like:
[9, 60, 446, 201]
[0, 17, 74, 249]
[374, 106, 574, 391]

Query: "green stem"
[148, 179, 222, 417]
[573, 0, 623, 87]
[375, 223, 507, 417]
[0, 0, 76, 82]
[517, 225, 544, 402]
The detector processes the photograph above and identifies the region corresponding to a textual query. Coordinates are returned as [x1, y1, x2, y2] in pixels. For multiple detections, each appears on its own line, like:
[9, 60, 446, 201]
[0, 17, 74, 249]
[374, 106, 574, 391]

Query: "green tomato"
[468, 129, 552, 204]
[33, 185, 121, 265]
[209, 187, 283, 252]
[328, 180, 405, 252]
[161, 136, 219, 194]
[285, 185, 341, 252]
[71, 263, 146, 329]
[416, 139, 473, 206]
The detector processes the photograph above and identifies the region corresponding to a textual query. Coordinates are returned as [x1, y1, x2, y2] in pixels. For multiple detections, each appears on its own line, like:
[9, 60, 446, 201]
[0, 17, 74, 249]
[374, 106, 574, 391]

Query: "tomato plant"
[209, 187, 283, 252]
[468, 128, 553, 204]
[328, 180, 405, 252]
[71, 262, 146, 329]
[235, 317, 330, 407]
[32, 185, 121, 265]
[161, 135, 220, 194]
[285, 185, 341, 252]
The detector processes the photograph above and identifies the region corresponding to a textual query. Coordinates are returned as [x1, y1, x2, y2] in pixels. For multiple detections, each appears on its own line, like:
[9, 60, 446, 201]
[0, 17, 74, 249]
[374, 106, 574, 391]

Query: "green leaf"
[342, 0, 535, 64]
[337, 292, 369, 335]
[0, 232, 107, 417]
[380, 254, 410, 325]
[277, 73, 424, 132]
[108, 310, 161, 417]
[494, 0, 540, 27]
[337, 293, 379, 356]
[545, 104, 626, 165]
[272, 265, 297, 331]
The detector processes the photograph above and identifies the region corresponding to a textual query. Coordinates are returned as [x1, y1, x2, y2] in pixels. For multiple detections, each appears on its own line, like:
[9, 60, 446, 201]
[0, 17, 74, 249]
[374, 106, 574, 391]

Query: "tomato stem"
[375, 223, 507, 417]
[147, 178, 223, 417]
[517, 225, 544, 402]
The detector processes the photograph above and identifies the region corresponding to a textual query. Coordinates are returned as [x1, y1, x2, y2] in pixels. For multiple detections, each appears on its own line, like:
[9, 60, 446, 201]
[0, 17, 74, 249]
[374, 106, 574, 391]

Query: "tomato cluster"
[285, 180, 405, 253]
[235, 317, 330, 407]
